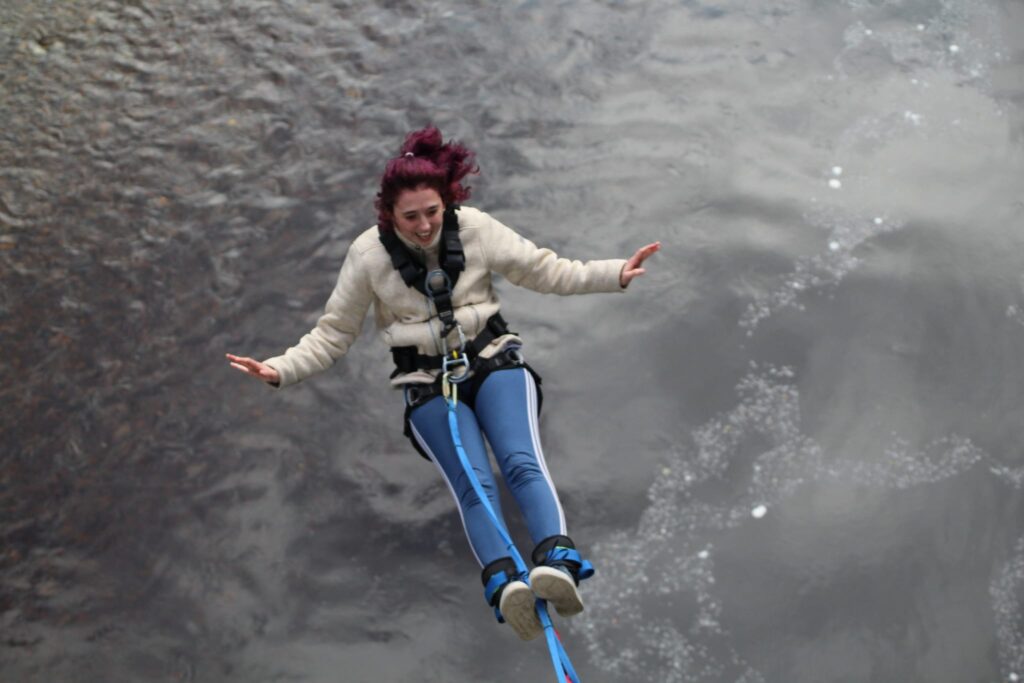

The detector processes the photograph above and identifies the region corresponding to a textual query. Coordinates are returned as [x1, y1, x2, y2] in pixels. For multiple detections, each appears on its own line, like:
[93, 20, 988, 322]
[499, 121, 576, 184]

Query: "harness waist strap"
[390, 312, 511, 376]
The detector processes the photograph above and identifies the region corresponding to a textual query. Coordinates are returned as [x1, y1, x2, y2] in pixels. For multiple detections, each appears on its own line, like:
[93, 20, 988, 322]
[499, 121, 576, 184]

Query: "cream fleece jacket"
[263, 205, 627, 388]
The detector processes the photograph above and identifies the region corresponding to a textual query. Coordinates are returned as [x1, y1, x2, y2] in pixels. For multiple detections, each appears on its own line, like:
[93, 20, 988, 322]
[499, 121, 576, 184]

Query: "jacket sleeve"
[479, 211, 627, 295]
[263, 243, 373, 388]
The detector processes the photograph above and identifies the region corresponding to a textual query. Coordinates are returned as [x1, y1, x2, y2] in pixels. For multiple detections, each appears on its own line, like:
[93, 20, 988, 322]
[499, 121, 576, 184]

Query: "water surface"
[3, 1, 1023, 681]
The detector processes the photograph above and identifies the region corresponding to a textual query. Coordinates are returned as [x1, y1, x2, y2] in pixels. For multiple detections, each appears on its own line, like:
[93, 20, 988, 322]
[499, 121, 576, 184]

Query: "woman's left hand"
[620, 241, 661, 288]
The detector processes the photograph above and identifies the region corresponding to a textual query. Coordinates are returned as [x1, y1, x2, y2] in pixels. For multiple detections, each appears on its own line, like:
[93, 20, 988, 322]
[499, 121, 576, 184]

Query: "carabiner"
[442, 348, 471, 383]
[442, 324, 467, 355]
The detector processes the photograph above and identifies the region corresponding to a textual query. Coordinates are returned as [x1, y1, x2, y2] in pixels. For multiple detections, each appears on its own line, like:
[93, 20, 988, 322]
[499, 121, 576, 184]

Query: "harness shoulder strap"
[439, 207, 465, 280]
[378, 227, 425, 294]
[377, 205, 464, 297]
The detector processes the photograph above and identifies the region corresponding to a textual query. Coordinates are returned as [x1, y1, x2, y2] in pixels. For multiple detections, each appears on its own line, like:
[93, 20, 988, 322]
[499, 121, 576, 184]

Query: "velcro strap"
[546, 546, 595, 582]
[483, 570, 511, 605]
[546, 546, 581, 565]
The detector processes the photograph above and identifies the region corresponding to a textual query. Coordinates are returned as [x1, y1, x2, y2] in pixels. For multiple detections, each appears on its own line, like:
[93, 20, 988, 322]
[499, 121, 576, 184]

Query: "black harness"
[378, 206, 544, 460]
[378, 206, 511, 378]
[378, 206, 465, 335]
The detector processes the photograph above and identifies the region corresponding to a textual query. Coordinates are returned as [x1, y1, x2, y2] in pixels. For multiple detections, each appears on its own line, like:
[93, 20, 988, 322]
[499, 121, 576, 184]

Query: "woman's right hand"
[226, 353, 280, 385]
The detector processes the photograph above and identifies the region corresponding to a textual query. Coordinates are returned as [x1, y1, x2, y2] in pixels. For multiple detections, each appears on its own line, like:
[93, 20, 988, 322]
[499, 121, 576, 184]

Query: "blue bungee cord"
[441, 368, 582, 683]
[423, 267, 583, 682]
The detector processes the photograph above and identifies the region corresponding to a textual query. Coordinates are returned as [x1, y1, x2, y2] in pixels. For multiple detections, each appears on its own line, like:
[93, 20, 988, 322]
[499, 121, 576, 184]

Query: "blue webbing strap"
[543, 547, 595, 581]
[444, 395, 581, 683]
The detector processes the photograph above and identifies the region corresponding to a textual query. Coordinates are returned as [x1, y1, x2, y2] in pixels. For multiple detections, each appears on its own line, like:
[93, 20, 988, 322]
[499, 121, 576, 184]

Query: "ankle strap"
[531, 535, 595, 584]
[481, 557, 526, 623]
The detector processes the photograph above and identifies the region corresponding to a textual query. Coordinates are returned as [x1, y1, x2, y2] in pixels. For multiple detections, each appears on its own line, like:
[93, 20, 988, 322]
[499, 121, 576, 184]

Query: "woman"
[227, 126, 659, 641]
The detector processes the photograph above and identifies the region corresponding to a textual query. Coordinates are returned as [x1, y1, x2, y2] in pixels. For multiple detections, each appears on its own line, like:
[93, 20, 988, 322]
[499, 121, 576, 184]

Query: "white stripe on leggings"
[409, 369, 566, 569]
[409, 420, 484, 567]
[521, 369, 567, 535]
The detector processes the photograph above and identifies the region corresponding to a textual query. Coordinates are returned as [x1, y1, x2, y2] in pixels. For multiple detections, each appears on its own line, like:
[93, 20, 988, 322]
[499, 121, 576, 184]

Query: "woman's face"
[392, 185, 445, 247]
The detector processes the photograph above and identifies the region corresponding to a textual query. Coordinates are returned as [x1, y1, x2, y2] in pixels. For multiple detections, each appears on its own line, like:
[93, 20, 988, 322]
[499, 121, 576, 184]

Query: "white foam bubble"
[751, 505, 767, 519]
[990, 465, 1024, 489]
[828, 178, 842, 189]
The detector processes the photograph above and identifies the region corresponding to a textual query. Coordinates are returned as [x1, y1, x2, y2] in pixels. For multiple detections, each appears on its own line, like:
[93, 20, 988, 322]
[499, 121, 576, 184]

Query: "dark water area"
[2, 1, 1023, 681]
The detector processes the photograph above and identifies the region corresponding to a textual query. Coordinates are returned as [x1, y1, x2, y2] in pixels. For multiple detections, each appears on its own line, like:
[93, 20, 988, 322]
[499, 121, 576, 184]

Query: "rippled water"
[3, 1, 1023, 682]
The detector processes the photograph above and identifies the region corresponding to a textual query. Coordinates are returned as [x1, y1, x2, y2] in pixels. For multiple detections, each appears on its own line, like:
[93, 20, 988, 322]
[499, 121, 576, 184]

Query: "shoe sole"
[530, 567, 584, 617]
[500, 581, 542, 641]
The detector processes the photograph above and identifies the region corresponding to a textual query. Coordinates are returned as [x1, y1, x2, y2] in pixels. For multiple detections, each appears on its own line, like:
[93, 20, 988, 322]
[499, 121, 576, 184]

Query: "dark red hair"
[375, 126, 479, 231]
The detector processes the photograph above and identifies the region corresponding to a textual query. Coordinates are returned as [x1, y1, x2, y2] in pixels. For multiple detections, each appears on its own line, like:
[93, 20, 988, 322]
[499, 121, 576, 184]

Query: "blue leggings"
[407, 367, 567, 568]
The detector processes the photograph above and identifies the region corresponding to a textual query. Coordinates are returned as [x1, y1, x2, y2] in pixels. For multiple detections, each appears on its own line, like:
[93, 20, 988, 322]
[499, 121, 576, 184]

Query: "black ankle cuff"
[531, 534, 576, 566]
[481, 557, 519, 606]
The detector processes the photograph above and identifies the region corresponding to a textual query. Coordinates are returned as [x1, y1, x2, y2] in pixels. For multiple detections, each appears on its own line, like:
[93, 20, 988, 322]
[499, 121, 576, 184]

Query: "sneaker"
[499, 580, 542, 641]
[529, 566, 584, 617]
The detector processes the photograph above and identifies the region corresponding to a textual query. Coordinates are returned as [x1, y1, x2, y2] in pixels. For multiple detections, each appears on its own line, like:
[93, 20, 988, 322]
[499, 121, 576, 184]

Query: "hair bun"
[376, 126, 479, 231]
[400, 126, 444, 159]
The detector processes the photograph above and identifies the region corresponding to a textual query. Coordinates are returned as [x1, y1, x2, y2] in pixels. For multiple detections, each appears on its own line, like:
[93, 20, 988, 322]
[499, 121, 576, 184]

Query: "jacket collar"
[393, 224, 443, 258]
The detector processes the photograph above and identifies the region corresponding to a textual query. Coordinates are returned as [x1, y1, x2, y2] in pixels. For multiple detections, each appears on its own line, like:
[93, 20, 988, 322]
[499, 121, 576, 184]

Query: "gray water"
[2, 1, 1023, 682]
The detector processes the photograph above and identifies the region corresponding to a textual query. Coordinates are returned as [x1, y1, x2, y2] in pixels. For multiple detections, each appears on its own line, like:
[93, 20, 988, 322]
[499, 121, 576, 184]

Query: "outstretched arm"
[482, 212, 627, 295]
[619, 241, 661, 288]
[226, 241, 374, 390]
